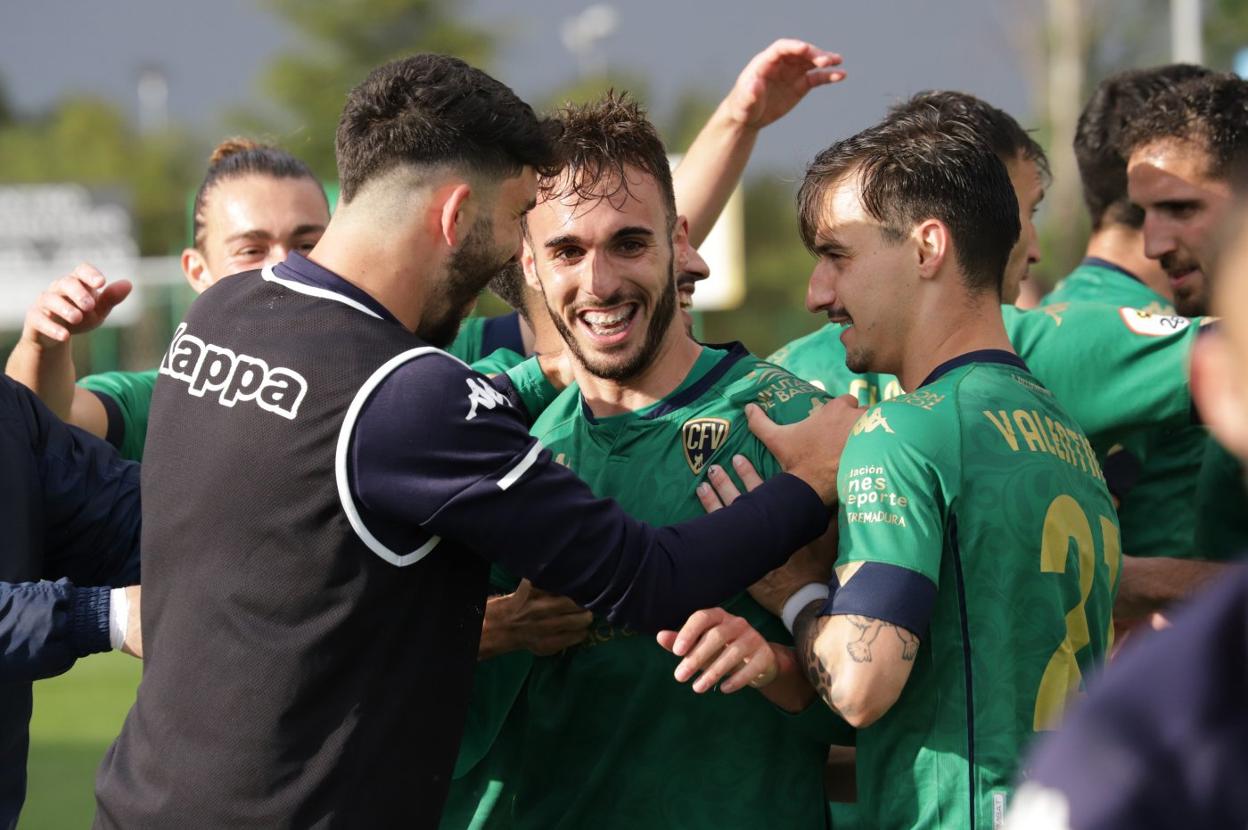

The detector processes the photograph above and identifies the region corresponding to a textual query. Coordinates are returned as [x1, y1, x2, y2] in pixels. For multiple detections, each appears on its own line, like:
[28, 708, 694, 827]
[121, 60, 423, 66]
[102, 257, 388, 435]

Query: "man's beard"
[418, 215, 510, 348]
[1161, 253, 1209, 317]
[546, 267, 679, 383]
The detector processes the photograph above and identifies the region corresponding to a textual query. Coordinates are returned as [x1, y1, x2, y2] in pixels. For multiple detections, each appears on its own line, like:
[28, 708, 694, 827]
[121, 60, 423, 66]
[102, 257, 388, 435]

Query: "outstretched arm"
[674, 39, 845, 246]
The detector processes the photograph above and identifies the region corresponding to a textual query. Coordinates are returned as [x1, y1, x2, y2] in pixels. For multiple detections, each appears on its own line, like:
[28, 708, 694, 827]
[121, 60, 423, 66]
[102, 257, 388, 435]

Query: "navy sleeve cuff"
[70, 585, 113, 657]
[87, 389, 126, 451]
[821, 561, 937, 637]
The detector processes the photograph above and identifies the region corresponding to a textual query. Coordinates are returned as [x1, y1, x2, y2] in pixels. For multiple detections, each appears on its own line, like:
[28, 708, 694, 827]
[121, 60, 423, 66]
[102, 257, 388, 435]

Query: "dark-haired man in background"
[92, 53, 854, 828]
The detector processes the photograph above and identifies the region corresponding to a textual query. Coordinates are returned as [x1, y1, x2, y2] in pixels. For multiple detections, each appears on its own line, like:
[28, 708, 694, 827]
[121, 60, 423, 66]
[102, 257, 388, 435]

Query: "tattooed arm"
[791, 601, 921, 728]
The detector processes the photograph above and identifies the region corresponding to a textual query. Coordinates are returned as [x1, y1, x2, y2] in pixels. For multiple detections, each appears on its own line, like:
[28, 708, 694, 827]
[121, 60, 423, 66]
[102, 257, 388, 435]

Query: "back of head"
[1120, 72, 1248, 181]
[889, 90, 1050, 178]
[334, 53, 559, 204]
[192, 137, 324, 249]
[1076, 64, 1214, 230]
[798, 108, 1021, 296]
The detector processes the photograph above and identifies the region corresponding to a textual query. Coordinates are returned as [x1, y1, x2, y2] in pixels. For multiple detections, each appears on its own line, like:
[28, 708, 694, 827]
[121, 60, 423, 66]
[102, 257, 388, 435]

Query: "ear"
[521, 238, 544, 294]
[181, 248, 214, 294]
[1191, 331, 1248, 460]
[437, 183, 474, 249]
[913, 219, 949, 281]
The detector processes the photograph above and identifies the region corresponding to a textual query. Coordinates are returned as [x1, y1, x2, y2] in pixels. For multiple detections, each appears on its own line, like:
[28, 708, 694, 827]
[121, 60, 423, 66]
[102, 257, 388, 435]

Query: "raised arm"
[673, 39, 845, 246]
[5, 263, 132, 437]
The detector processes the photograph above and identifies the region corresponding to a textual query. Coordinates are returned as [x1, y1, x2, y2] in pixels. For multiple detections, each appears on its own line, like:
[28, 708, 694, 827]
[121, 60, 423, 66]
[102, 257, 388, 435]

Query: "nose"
[263, 245, 288, 268]
[1141, 212, 1175, 261]
[678, 240, 711, 283]
[805, 260, 836, 314]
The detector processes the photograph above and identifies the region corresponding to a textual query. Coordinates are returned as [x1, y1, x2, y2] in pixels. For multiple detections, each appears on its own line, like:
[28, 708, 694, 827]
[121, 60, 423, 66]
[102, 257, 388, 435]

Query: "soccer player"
[4, 138, 331, 461]
[1005, 204, 1248, 830]
[455, 92, 851, 830]
[1115, 72, 1248, 604]
[92, 54, 856, 828]
[675, 108, 1120, 829]
[448, 37, 846, 367]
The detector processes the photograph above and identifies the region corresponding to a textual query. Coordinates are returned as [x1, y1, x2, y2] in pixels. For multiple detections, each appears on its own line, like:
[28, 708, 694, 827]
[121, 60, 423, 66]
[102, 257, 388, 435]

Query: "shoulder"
[530, 385, 583, 440]
[79, 369, 158, 400]
[719, 357, 829, 426]
[843, 383, 961, 464]
[359, 347, 519, 428]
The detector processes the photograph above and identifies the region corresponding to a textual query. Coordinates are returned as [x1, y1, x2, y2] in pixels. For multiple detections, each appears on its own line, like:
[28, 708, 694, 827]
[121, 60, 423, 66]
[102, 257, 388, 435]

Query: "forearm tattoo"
[794, 605, 920, 717]
[845, 615, 920, 663]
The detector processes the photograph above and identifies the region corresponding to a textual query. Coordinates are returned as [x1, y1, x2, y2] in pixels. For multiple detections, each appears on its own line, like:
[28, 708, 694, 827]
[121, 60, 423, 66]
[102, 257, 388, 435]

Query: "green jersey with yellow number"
[1041, 259, 1205, 558]
[495, 343, 847, 830]
[834, 351, 1120, 829]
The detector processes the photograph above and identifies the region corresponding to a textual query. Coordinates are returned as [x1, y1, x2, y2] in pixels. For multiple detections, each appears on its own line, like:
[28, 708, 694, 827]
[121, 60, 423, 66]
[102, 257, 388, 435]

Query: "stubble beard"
[419, 215, 509, 348]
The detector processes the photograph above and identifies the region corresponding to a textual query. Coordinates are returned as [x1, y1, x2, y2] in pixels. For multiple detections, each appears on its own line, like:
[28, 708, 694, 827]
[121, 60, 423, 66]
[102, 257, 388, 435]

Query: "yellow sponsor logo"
[1039, 302, 1069, 326]
[851, 409, 894, 436]
[682, 416, 731, 475]
[899, 389, 945, 411]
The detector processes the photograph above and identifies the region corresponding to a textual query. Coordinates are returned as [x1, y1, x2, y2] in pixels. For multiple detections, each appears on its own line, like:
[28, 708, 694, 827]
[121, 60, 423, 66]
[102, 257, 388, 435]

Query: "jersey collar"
[268, 251, 402, 326]
[1081, 256, 1143, 285]
[579, 341, 749, 424]
[919, 349, 1029, 388]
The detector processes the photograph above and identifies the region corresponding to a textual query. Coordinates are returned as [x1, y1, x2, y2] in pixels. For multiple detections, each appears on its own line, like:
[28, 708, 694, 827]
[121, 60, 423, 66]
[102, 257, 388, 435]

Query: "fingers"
[730, 454, 765, 491]
[744, 402, 779, 443]
[96, 279, 134, 315]
[670, 607, 724, 656]
[655, 630, 679, 653]
[696, 480, 726, 514]
[720, 643, 777, 694]
[705, 464, 742, 507]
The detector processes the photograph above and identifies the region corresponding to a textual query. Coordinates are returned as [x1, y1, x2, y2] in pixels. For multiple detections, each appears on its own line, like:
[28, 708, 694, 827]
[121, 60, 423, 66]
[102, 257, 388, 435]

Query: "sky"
[0, 0, 1041, 178]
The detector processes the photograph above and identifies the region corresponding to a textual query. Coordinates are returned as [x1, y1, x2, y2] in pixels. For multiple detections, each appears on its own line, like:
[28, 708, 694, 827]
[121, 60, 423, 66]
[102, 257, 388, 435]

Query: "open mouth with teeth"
[577, 302, 640, 345]
[828, 309, 853, 327]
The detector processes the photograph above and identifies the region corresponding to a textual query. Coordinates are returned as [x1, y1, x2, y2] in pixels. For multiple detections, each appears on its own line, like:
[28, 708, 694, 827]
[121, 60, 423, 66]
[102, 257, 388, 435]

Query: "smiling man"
[458, 92, 851, 830]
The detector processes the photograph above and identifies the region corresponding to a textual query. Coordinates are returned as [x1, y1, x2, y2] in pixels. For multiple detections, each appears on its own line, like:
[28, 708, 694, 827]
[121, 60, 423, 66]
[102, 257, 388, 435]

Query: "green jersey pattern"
[770, 304, 1200, 457]
[769, 324, 901, 406]
[77, 368, 158, 461]
[1194, 439, 1248, 561]
[835, 355, 1120, 829]
[497, 344, 846, 830]
[448, 316, 489, 364]
[1042, 260, 1204, 558]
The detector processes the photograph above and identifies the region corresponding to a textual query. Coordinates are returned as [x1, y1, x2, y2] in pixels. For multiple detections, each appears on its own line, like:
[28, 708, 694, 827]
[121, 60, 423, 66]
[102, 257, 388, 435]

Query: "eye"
[552, 246, 585, 261]
[237, 247, 265, 258]
[616, 238, 647, 255]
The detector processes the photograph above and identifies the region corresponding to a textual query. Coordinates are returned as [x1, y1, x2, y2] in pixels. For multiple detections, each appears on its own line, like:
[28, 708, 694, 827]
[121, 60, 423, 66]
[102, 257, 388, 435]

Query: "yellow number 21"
[1033, 494, 1121, 730]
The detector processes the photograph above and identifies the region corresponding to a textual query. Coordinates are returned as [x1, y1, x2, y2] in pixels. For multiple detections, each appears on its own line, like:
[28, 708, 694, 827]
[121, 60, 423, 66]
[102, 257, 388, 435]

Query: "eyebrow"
[224, 224, 326, 245]
[543, 226, 656, 250]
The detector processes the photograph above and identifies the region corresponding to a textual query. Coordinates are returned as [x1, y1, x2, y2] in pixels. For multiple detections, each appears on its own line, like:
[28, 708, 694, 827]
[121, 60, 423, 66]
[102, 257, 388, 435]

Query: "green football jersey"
[471, 348, 525, 376]
[769, 324, 901, 406]
[448, 316, 489, 364]
[835, 352, 1120, 829]
[1194, 439, 1248, 561]
[495, 344, 847, 830]
[1042, 260, 1204, 559]
[770, 304, 1201, 458]
[77, 368, 158, 461]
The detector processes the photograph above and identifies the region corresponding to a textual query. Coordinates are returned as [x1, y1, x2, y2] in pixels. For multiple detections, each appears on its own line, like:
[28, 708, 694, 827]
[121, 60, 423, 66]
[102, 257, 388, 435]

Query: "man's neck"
[893, 294, 1015, 392]
[1085, 224, 1173, 301]
[306, 213, 434, 333]
[575, 323, 705, 418]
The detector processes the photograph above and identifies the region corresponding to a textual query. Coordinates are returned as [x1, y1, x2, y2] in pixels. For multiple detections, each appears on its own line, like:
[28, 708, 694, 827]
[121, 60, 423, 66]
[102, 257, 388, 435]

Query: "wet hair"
[889, 90, 1050, 180]
[533, 91, 676, 235]
[1120, 72, 1248, 181]
[335, 54, 559, 203]
[1075, 64, 1214, 230]
[798, 108, 1020, 295]
[191, 137, 324, 249]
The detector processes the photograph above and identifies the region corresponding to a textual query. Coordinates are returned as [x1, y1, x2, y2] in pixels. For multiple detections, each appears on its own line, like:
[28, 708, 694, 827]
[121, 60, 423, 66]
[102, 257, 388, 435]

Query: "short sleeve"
[78, 369, 158, 461]
[835, 404, 948, 585]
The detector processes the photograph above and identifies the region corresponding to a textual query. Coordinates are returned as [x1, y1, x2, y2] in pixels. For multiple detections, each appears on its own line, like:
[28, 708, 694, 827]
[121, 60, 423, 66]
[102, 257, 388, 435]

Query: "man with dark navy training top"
[92, 54, 856, 829]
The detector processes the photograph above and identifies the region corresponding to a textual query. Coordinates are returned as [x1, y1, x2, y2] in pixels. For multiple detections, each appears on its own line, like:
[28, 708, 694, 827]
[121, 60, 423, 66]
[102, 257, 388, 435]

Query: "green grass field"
[21, 652, 141, 829]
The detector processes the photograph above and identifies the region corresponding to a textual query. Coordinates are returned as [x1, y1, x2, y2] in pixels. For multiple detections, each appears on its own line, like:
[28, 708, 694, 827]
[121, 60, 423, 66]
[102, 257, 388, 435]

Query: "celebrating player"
[4, 138, 331, 460]
[674, 108, 1120, 829]
[452, 92, 852, 830]
[91, 54, 857, 828]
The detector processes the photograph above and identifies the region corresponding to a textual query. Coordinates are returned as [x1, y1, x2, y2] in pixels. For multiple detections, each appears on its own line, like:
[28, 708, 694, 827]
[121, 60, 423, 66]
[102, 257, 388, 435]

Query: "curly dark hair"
[798, 108, 1020, 296]
[1119, 72, 1248, 181]
[1075, 65, 1213, 230]
[335, 54, 560, 202]
[532, 91, 676, 235]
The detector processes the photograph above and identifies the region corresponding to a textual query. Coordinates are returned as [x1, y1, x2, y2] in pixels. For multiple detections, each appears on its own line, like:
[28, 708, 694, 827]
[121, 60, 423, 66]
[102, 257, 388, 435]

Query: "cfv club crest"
[682, 417, 730, 475]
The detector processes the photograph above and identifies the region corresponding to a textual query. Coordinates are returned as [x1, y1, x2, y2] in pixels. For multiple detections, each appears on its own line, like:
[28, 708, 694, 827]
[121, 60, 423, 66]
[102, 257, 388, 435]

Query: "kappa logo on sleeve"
[851, 409, 894, 436]
[1118, 306, 1192, 337]
[159, 324, 308, 419]
[465, 377, 511, 421]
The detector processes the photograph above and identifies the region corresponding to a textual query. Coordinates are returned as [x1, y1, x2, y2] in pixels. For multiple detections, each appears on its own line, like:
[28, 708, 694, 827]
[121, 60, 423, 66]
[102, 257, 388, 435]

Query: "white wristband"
[109, 587, 130, 651]
[781, 583, 831, 635]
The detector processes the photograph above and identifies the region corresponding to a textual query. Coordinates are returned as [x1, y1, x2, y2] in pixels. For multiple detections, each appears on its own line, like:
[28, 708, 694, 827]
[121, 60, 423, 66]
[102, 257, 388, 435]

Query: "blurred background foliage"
[0, 0, 1246, 359]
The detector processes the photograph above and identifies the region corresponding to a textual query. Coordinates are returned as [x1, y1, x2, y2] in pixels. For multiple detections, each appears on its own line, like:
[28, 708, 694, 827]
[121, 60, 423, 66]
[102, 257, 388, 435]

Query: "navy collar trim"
[919, 349, 1029, 388]
[269, 251, 401, 326]
[580, 341, 749, 424]
[1081, 256, 1143, 285]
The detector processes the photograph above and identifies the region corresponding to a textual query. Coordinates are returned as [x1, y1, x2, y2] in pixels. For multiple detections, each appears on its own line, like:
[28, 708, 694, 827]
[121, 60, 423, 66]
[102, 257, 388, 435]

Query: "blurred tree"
[0, 95, 198, 255]
[241, 0, 495, 179]
[1207, 0, 1248, 69]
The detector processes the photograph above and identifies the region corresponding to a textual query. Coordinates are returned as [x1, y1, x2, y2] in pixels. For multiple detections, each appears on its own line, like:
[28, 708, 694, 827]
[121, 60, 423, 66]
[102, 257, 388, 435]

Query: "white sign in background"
[668, 154, 745, 311]
[0, 184, 142, 329]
